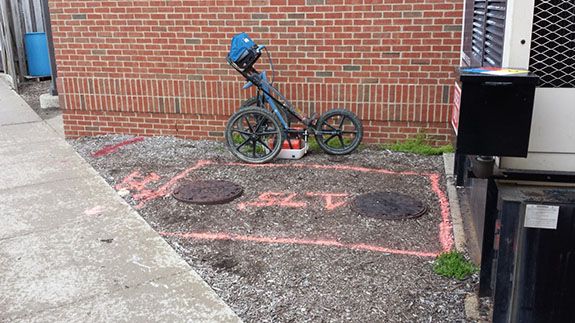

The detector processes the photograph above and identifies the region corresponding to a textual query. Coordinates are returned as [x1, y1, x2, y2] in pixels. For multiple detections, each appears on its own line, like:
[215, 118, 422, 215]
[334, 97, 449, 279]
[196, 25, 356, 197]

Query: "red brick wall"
[50, 0, 462, 145]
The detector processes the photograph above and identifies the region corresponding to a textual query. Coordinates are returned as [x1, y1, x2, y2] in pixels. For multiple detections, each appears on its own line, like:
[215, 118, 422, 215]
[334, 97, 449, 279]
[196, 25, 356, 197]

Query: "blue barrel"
[24, 32, 51, 77]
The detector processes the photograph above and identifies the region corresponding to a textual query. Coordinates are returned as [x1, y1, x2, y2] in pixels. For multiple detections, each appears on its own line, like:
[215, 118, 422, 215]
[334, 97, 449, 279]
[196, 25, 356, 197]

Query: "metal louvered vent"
[529, 0, 575, 88]
[469, 0, 507, 67]
[471, 0, 487, 64]
[483, 1, 506, 66]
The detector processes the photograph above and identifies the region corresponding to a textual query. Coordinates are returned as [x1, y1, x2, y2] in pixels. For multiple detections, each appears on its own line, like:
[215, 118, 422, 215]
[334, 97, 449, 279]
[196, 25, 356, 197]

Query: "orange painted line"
[223, 161, 424, 176]
[92, 136, 144, 157]
[121, 159, 454, 256]
[428, 174, 454, 252]
[114, 170, 160, 192]
[219, 160, 453, 253]
[132, 160, 212, 208]
[160, 231, 439, 258]
[305, 192, 350, 210]
[237, 192, 307, 210]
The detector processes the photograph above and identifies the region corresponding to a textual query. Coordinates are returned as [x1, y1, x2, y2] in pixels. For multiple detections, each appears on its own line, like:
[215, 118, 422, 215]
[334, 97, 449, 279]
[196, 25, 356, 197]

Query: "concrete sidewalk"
[0, 79, 241, 322]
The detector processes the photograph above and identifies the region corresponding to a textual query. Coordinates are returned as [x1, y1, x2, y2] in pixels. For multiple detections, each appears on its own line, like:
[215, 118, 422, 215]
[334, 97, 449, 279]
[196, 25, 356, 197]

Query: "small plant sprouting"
[307, 136, 364, 153]
[306, 136, 322, 153]
[433, 251, 478, 280]
[383, 133, 453, 156]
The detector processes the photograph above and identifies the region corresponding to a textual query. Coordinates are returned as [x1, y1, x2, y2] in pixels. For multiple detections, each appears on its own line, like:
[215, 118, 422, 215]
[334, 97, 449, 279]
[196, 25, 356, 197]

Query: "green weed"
[433, 251, 478, 280]
[232, 133, 266, 154]
[383, 133, 453, 155]
[307, 136, 322, 153]
[307, 136, 361, 153]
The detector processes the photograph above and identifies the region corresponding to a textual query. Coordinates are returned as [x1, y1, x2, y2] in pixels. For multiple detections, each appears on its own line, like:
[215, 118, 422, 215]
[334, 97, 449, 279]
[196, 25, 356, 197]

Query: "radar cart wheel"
[225, 107, 285, 163]
[315, 109, 363, 155]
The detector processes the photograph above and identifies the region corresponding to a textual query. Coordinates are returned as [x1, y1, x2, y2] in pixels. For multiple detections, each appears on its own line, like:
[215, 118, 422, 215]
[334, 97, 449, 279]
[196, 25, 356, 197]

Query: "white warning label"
[524, 204, 560, 230]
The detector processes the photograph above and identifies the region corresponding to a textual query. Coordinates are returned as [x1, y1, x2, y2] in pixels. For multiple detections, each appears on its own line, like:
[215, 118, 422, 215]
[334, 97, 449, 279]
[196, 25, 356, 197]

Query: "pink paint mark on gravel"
[160, 231, 439, 258]
[237, 192, 350, 211]
[119, 159, 454, 254]
[131, 160, 212, 208]
[237, 192, 307, 210]
[223, 161, 423, 176]
[115, 170, 161, 192]
[428, 173, 454, 252]
[91, 137, 145, 158]
[223, 161, 453, 252]
[305, 192, 350, 210]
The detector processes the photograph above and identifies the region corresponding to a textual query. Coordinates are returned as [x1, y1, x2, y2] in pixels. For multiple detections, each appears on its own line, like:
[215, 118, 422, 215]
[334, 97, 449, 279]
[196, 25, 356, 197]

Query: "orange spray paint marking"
[428, 174, 454, 252]
[237, 192, 307, 210]
[114, 170, 161, 192]
[117, 160, 455, 256]
[223, 161, 422, 176]
[92, 136, 144, 157]
[224, 160, 454, 252]
[305, 192, 350, 210]
[132, 160, 212, 208]
[160, 231, 439, 258]
[115, 160, 212, 209]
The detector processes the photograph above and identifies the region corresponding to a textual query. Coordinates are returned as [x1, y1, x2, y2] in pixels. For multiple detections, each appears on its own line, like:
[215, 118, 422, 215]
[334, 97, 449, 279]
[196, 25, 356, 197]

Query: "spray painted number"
[237, 192, 350, 211]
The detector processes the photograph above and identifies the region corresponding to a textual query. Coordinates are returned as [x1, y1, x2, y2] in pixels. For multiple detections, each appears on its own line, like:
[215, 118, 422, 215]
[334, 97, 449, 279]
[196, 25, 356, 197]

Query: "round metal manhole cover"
[351, 192, 427, 220]
[172, 180, 243, 205]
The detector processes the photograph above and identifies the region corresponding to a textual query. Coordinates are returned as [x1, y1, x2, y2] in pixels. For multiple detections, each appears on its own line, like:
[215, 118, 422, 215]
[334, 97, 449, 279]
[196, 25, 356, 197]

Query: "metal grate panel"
[529, 0, 575, 88]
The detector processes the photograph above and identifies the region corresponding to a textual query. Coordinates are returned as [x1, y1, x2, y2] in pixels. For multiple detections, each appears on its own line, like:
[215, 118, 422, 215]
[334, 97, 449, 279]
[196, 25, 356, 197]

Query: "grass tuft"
[383, 133, 453, 155]
[433, 251, 478, 280]
[306, 136, 322, 153]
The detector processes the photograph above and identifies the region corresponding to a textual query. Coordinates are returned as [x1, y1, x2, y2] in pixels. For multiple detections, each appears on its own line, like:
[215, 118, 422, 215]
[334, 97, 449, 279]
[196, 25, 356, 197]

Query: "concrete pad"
[44, 114, 64, 138]
[0, 138, 72, 166]
[0, 204, 193, 319]
[22, 271, 241, 323]
[443, 153, 466, 252]
[39, 93, 60, 109]
[0, 152, 94, 190]
[444, 153, 455, 176]
[0, 78, 241, 322]
[0, 80, 41, 125]
[0, 174, 126, 239]
[0, 122, 61, 147]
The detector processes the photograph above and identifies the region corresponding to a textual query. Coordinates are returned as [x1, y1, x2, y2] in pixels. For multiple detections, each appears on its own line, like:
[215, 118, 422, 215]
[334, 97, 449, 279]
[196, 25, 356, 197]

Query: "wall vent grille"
[468, 0, 507, 67]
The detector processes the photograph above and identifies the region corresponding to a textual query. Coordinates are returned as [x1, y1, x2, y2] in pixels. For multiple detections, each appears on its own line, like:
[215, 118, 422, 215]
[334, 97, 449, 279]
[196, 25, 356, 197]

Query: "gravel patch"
[18, 80, 60, 120]
[70, 135, 477, 322]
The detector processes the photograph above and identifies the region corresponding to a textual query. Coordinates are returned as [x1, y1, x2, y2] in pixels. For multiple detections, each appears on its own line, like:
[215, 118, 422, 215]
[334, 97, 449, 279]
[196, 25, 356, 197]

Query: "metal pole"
[41, 0, 57, 96]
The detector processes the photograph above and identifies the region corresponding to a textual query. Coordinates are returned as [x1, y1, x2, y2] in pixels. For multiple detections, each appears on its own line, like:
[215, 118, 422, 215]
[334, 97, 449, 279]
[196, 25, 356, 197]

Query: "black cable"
[264, 47, 275, 86]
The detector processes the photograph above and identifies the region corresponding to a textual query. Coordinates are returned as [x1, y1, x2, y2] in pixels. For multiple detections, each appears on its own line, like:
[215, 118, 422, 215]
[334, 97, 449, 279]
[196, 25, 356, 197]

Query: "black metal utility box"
[455, 68, 539, 157]
[485, 183, 575, 323]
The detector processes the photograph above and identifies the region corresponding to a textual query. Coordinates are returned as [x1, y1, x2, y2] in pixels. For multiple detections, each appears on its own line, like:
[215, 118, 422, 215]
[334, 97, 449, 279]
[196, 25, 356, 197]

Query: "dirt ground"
[71, 135, 477, 322]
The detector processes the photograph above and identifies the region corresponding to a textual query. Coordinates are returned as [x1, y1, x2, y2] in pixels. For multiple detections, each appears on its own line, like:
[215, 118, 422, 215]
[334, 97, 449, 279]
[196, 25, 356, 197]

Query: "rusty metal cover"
[351, 192, 427, 220]
[173, 180, 243, 205]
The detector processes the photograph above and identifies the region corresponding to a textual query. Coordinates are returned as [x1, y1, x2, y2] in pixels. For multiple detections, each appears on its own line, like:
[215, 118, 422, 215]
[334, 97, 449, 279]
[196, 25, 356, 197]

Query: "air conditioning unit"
[460, 0, 575, 175]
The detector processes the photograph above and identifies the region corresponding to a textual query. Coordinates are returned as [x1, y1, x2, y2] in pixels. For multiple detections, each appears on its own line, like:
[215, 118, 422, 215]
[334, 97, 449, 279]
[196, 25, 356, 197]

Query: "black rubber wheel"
[314, 109, 363, 155]
[241, 96, 261, 108]
[225, 107, 285, 163]
[241, 95, 291, 127]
